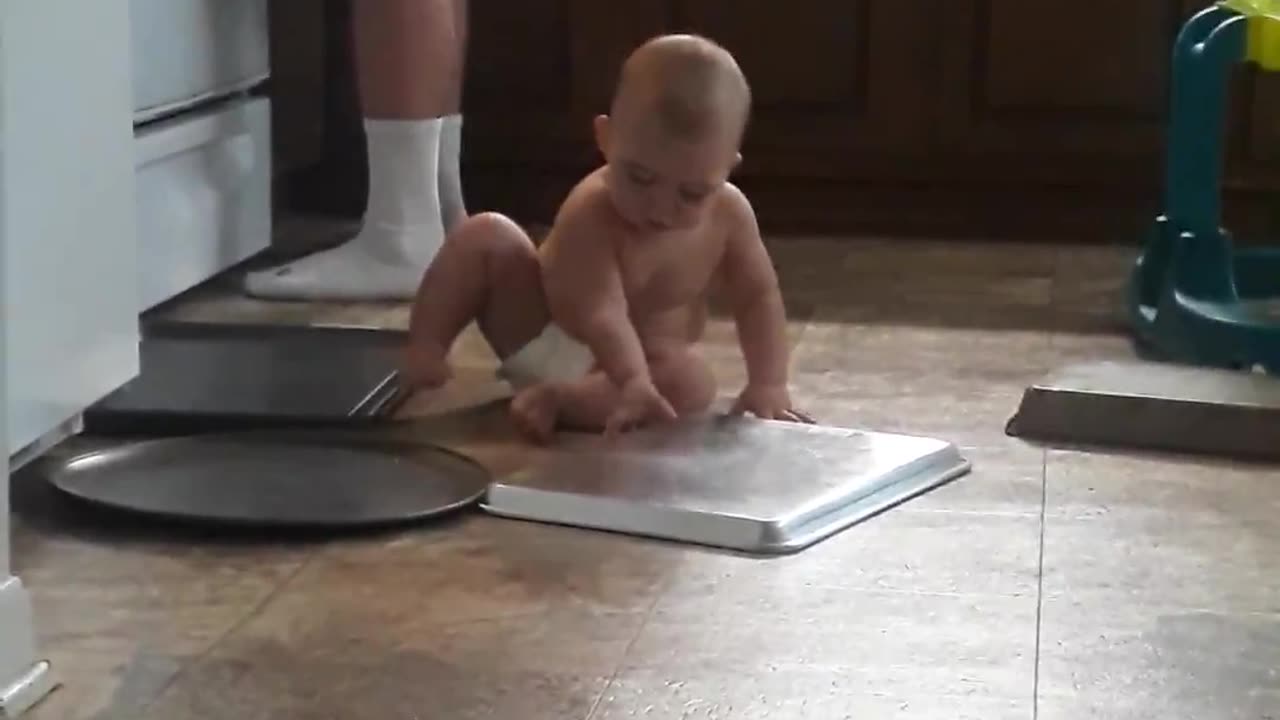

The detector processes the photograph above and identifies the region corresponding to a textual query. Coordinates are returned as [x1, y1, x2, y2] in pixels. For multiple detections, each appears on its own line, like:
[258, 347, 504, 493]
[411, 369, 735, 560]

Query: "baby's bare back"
[540, 170, 733, 352]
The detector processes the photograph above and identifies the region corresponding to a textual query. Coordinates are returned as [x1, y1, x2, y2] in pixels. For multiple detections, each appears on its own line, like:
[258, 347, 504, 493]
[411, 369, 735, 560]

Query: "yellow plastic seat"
[1220, 0, 1280, 69]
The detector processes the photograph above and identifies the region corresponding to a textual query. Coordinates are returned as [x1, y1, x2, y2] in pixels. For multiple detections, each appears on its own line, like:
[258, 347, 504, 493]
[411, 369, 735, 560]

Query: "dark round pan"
[43, 431, 490, 530]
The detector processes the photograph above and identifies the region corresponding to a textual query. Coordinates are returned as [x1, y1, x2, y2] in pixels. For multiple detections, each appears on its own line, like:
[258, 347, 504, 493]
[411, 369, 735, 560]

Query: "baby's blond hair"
[612, 34, 752, 145]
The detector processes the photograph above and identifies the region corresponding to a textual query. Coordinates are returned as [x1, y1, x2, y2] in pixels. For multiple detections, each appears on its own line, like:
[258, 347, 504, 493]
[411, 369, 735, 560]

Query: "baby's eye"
[627, 170, 655, 186]
[679, 188, 709, 204]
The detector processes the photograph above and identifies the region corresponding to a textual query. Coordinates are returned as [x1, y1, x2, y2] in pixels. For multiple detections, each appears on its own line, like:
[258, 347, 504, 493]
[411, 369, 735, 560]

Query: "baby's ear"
[593, 115, 611, 155]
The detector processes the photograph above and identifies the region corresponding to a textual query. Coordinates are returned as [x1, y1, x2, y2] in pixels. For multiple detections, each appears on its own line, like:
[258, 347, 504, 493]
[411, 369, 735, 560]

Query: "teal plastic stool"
[1129, 2, 1280, 372]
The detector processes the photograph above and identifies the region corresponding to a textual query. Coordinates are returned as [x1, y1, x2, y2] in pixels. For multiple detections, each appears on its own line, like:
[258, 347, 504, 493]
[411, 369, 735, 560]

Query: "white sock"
[439, 113, 467, 232]
[244, 118, 447, 301]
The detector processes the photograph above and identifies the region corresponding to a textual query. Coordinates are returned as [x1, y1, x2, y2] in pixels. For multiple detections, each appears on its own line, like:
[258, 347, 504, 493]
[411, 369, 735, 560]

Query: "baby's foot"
[510, 384, 561, 444]
[402, 341, 453, 390]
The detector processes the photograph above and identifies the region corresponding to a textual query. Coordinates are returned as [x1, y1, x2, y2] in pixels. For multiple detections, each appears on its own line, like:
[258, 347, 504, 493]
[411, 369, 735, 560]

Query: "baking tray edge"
[479, 451, 972, 555]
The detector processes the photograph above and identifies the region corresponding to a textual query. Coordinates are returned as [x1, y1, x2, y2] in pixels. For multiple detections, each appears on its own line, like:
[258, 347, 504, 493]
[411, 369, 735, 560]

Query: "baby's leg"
[510, 344, 716, 441]
[650, 344, 718, 416]
[405, 212, 549, 388]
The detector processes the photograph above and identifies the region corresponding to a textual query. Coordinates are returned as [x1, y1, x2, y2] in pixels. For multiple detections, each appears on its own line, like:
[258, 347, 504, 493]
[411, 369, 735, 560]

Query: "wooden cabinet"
[464, 0, 937, 179]
[932, 0, 1178, 182]
[272, 0, 1280, 239]
[669, 1, 935, 175]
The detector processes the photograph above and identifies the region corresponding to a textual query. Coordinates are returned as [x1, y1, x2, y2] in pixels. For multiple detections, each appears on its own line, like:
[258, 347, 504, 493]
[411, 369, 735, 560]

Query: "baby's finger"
[604, 412, 624, 438]
[606, 408, 638, 438]
[788, 409, 816, 424]
[609, 415, 629, 438]
[653, 395, 678, 421]
[530, 423, 554, 445]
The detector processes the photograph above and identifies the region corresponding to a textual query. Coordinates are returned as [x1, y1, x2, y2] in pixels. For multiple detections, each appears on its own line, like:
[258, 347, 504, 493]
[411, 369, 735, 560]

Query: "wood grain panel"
[463, 0, 572, 110]
[983, 0, 1171, 117]
[1241, 69, 1280, 174]
[935, 0, 1184, 163]
[462, 0, 665, 171]
[268, 0, 327, 175]
[668, 0, 934, 179]
[672, 0, 869, 109]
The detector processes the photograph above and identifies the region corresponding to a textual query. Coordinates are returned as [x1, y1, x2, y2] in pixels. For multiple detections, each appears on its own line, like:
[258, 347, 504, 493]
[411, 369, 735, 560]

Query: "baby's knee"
[456, 212, 537, 271]
[454, 212, 532, 252]
[653, 348, 717, 416]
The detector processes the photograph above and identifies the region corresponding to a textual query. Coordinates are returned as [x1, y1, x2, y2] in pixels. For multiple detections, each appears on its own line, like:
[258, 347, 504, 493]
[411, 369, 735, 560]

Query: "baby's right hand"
[605, 377, 678, 437]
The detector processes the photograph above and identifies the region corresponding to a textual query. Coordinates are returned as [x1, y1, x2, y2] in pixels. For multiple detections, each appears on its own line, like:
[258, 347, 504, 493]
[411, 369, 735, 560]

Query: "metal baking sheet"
[44, 432, 489, 529]
[1006, 360, 1280, 460]
[83, 324, 409, 435]
[482, 415, 971, 554]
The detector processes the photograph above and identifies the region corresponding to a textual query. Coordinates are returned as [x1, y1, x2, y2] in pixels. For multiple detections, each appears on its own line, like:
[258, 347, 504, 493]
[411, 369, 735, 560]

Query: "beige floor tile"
[1037, 595, 1280, 720]
[1042, 450, 1280, 613]
[592, 666, 1033, 719]
[659, 506, 1041, 599]
[625, 586, 1037, 700]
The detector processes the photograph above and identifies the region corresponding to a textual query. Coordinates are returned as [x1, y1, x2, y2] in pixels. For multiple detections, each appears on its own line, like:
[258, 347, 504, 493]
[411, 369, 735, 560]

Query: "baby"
[404, 33, 811, 441]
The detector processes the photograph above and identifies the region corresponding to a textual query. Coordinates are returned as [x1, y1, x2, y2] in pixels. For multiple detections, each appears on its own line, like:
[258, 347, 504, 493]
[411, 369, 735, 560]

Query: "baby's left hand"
[731, 383, 814, 424]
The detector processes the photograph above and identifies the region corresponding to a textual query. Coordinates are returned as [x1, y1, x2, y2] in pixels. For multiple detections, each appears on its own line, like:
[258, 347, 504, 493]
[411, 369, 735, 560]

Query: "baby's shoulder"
[710, 181, 758, 235]
[713, 182, 754, 219]
[543, 169, 619, 256]
[555, 168, 616, 226]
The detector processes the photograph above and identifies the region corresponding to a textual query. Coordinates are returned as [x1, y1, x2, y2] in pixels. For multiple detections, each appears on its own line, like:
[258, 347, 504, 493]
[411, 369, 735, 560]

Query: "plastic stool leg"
[1166, 12, 1247, 238]
[1167, 15, 1248, 301]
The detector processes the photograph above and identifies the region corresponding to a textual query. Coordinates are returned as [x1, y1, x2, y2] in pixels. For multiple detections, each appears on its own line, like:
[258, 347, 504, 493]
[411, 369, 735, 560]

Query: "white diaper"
[497, 323, 595, 389]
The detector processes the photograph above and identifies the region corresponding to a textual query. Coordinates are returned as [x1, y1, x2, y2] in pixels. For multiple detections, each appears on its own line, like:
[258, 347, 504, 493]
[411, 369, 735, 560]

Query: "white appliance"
[2, 4, 136, 713]
[2, 2, 272, 714]
[130, 0, 272, 313]
[130, 0, 270, 124]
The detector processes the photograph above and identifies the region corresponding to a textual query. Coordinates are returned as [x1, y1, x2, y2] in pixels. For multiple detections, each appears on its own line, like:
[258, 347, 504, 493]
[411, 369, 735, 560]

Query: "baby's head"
[595, 34, 751, 232]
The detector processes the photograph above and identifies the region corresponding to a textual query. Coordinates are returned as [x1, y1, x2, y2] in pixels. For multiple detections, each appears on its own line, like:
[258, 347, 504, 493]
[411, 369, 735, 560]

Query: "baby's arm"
[720, 188, 789, 387]
[718, 187, 811, 422]
[542, 206, 677, 431]
[543, 211, 647, 388]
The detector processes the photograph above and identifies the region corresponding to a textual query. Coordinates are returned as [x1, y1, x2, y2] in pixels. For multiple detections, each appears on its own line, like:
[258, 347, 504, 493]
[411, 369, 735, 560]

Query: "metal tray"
[83, 324, 409, 435]
[44, 431, 490, 529]
[482, 415, 971, 554]
[1006, 360, 1280, 460]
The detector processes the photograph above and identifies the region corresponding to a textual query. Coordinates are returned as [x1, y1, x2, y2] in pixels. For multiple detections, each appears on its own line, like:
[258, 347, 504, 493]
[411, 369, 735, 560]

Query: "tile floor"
[9, 229, 1280, 719]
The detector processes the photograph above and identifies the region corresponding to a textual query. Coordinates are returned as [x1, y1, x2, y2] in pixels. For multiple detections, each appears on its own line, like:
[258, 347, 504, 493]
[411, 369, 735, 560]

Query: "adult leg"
[403, 213, 549, 389]
[245, 0, 468, 301]
[438, 0, 469, 231]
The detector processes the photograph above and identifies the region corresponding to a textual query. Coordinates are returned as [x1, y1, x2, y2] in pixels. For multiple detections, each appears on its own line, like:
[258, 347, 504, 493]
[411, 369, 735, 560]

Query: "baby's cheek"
[626, 190, 653, 217]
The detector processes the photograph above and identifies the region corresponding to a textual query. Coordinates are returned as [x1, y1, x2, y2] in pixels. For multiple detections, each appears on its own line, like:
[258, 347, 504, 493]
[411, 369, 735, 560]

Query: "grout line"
[131, 548, 322, 716]
[582, 573, 672, 720]
[1032, 446, 1048, 720]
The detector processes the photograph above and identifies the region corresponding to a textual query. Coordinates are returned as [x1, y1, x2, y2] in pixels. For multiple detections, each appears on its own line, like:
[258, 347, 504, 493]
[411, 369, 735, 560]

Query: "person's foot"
[243, 223, 443, 301]
[510, 383, 561, 444]
[402, 341, 453, 390]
